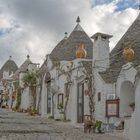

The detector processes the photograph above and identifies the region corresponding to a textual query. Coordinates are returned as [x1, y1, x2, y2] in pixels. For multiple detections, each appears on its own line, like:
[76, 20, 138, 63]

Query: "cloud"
[91, 0, 140, 10]
[0, 0, 139, 67]
[116, 0, 140, 11]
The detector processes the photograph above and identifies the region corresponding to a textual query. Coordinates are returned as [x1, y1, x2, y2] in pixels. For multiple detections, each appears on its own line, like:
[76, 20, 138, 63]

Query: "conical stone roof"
[50, 18, 93, 61]
[12, 55, 32, 80]
[100, 13, 140, 83]
[0, 57, 18, 80]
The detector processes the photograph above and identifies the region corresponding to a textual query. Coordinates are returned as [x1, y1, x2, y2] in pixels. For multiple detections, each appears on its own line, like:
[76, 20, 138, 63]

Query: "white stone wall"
[116, 63, 137, 118]
[92, 33, 114, 123]
[40, 58, 93, 124]
[20, 87, 31, 110]
[3, 71, 9, 79]
[19, 73, 25, 88]
[94, 70, 115, 123]
[124, 113, 135, 140]
[41, 74, 47, 116]
[41, 57, 58, 117]
[134, 77, 140, 140]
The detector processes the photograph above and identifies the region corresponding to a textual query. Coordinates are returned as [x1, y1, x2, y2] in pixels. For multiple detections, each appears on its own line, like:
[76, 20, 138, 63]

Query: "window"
[98, 92, 101, 102]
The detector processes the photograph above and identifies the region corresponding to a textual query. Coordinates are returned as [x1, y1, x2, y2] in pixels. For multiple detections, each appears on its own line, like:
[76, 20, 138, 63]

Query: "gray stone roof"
[100, 13, 140, 83]
[39, 59, 47, 76]
[50, 38, 67, 60]
[50, 21, 93, 61]
[12, 56, 32, 80]
[0, 57, 18, 80]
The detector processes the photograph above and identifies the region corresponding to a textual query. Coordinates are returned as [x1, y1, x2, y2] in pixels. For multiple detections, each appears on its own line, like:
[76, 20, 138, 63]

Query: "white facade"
[40, 57, 92, 124]
[117, 63, 136, 118]
[92, 33, 113, 123]
[18, 63, 39, 110]
[135, 75, 140, 140]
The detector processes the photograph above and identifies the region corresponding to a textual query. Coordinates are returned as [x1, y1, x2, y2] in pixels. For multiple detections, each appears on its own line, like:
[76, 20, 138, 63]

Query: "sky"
[0, 0, 139, 67]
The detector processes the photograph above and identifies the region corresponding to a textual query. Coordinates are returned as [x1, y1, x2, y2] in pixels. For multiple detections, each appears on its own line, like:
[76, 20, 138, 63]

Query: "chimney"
[91, 32, 113, 71]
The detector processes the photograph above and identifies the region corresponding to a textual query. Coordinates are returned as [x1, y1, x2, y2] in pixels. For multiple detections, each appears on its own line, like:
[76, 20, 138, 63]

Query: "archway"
[120, 81, 135, 117]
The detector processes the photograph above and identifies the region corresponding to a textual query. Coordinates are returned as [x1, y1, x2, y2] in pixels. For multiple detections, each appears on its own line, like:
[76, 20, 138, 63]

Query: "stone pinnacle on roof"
[27, 54, 30, 59]
[9, 56, 12, 60]
[76, 16, 80, 24]
[74, 16, 84, 31]
[64, 32, 68, 39]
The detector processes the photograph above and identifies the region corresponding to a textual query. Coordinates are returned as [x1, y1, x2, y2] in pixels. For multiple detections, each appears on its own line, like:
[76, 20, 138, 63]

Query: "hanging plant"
[129, 102, 135, 111]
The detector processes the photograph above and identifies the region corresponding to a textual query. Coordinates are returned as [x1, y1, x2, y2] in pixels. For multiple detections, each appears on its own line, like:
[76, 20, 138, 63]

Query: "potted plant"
[129, 102, 135, 111]
[57, 103, 64, 120]
[58, 103, 63, 113]
[95, 120, 103, 133]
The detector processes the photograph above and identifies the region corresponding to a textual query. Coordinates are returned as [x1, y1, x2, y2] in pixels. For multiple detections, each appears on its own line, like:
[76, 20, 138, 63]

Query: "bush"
[95, 120, 102, 133]
[129, 102, 135, 107]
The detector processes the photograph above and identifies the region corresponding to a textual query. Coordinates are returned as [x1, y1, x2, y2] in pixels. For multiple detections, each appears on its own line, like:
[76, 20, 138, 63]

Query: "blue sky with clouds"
[92, 0, 140, 11]
[116, 0, 140, 11]
[0, 0, 139, 38]
[0, 0, 139, 66]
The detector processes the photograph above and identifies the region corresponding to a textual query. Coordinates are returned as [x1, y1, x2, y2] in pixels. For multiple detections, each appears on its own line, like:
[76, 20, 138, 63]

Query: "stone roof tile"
[50, 23, 93, 61]
[0, 58, 18, 80]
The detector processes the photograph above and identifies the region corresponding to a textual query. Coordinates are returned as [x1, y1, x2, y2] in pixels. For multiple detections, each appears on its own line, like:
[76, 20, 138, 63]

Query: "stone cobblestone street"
[0, 109, 129, 140]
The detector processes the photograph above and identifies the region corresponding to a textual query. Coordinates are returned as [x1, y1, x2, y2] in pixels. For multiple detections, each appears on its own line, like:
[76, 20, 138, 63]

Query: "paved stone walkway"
[0, 108, 129, 140]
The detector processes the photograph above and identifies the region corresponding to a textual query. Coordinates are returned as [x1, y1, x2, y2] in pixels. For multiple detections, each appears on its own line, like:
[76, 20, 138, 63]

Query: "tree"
[22, 70, 38, 111]
[57, 62, 73, 121]
[83, 69, 95, 121]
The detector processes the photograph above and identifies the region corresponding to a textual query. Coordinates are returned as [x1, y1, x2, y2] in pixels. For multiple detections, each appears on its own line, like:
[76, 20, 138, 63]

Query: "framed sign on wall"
[106, 99, 120, 117]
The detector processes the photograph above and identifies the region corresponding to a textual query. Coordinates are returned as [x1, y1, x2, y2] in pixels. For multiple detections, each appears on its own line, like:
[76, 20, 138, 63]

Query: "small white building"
[0, 56, 18, 108]
[12, 55, 39, 110]
[39, 17, 95, 124]
[93, 12, 140, 140]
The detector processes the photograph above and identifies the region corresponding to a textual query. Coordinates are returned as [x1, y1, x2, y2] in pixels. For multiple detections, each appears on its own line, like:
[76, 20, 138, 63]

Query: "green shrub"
[95, 120, 102, 133]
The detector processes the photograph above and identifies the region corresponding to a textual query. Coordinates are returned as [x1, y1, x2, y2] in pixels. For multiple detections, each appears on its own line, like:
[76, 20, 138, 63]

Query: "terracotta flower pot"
[123, 47, 134, 63]
[76, 43, 87, 59]
[129, 102, 135, 111]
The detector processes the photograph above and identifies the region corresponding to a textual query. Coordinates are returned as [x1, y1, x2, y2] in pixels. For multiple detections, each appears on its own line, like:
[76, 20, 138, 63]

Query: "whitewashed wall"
[40, 58, 93, 124]
[19, 63, 38, 110]
[134, 76, 140, 140]
[20, 87, 31, 109]
[94, 70, 115, 123]
[116, 62, 137, 117]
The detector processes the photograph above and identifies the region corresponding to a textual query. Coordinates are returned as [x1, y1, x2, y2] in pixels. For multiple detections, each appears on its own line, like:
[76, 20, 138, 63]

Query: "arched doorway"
[120, 81, 135, 117]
